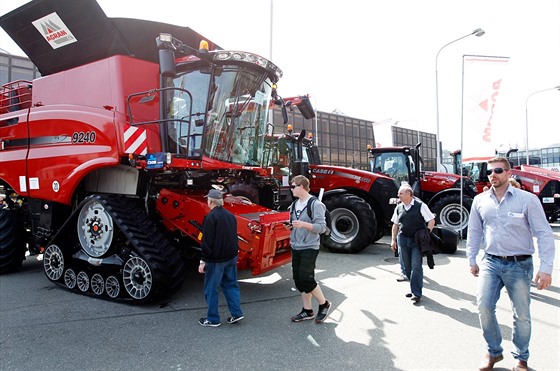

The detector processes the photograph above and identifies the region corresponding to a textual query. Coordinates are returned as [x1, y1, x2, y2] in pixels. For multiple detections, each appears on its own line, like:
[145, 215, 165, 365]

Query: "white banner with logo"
[461, 55, 509, 162]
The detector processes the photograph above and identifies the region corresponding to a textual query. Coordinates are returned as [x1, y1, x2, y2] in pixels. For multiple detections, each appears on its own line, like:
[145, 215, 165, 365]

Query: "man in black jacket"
[198, 189, 243, 327]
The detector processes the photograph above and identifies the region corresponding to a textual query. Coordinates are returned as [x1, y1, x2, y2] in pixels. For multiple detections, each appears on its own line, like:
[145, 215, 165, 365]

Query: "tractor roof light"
[213, 51, 283, 82]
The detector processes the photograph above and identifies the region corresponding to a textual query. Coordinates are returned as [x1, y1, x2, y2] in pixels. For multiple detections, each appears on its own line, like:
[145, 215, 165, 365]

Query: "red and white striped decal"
[124, 125, 148, 155]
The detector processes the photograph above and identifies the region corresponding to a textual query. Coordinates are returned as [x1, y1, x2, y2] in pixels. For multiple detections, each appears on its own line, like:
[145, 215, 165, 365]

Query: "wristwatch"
[199, 260, 205, 265]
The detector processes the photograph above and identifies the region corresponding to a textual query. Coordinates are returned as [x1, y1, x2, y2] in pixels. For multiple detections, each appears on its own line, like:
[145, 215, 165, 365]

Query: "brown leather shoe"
[478, 353, 504, 371]
[512, 359, 528, 371]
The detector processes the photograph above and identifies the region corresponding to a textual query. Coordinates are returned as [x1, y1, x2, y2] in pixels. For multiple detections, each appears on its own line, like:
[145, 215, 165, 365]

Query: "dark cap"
[205, 189, 223, 200]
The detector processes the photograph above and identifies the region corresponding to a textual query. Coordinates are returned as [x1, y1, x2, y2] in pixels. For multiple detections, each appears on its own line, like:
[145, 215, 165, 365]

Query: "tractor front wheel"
[321, 194, 376, 254]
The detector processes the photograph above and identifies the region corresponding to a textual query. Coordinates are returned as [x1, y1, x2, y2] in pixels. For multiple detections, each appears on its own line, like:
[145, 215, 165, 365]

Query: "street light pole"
[525, 85, 560, 165]
[435, 28, 485, 171]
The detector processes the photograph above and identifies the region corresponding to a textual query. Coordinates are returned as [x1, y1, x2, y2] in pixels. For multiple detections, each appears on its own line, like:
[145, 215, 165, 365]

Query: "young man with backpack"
[287, 175, 332, 323]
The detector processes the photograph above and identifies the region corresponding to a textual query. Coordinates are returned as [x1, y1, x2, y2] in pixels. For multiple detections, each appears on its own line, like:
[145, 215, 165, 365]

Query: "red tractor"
[270, 127, 399, 253]
[453, 151, 560, 223]
[367, 144, 478, 238]
[0, 0, 303, 302]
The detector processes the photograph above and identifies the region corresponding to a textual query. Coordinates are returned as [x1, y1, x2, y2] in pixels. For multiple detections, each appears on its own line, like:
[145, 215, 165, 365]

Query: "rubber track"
[94, 195, 185, 301]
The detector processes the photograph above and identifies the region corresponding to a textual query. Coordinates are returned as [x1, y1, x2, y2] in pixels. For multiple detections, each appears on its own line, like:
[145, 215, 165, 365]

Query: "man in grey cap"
[198, 189, 243, 327]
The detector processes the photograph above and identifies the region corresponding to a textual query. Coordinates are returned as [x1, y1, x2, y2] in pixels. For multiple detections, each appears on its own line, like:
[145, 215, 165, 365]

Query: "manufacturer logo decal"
[52, 181, 60, 193]
[146, 153, 165, 169]
[32, 12, 77, 49]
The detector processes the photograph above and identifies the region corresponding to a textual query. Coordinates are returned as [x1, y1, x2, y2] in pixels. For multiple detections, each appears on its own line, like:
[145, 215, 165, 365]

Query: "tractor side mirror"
[159, 49, 176, 77]
[296, 96, 315, 119]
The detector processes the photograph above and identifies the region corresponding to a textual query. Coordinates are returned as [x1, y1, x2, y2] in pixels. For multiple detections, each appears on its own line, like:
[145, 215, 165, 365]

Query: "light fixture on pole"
[524, 85, 560, 165]
[435, 28, 485, 171]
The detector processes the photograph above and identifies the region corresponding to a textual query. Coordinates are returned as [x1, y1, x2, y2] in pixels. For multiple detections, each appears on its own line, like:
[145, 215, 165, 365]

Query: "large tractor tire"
[228, 182, 260, 204]
[44, 195, 184, 303]
[431, 194, 473, 239]
[0, 208, 26, 273]
[432, 226, 459, 254]
[372, 226, 385, 243]
[321, 194, 376, 254]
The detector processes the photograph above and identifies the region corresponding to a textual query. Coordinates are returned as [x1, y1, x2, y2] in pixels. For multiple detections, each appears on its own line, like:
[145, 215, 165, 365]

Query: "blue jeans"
[203, 256, 243, 323]
[398, 234, 423, 297]
[477, 254, 533, 361]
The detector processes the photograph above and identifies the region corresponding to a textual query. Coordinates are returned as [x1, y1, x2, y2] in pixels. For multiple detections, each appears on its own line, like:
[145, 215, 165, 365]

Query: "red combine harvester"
[367, 144, 478, 238]
[0, 0, 309, 302]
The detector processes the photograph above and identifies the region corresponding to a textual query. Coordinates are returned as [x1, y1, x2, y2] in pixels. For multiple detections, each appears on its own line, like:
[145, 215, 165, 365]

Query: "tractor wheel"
[0, 208, 26, 273]
[228, 183, 260, 204]
[372, 226, 385, 243]
[431, 194, 473, 239]
[432, 227, 459, 254]
[321, 194, 376, 254]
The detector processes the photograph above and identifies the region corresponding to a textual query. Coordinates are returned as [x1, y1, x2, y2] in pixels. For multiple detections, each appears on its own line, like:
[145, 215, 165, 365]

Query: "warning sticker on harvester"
[32, 12, 77, 49]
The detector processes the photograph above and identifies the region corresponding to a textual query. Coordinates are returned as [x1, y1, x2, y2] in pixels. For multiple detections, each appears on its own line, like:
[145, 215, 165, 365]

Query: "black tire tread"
[322, 194, 376, 254]
[91, 195, 185, 301]
[0, 208, 26, 273]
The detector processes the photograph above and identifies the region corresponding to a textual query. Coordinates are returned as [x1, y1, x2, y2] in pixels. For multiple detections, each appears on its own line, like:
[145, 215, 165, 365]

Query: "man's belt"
[488, 254, 532, 262]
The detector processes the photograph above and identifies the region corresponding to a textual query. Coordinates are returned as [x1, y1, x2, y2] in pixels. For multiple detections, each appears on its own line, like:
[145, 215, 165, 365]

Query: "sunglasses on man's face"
[486, 167, 505, 176]
[290, 184, 299, 189]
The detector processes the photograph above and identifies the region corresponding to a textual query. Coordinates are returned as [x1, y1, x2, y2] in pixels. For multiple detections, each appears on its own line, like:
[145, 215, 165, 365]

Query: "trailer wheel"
[431, 194, 472, 238]
[0, 208, 26, 273]
[321, 194, 376, 254]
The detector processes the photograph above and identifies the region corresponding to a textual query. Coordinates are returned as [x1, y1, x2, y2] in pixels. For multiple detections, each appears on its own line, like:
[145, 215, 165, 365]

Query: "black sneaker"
[291, 309, 314, 322]
[198, 318, 221, 327]
[227, 315, 244, 324]
[315, 300, 332, 323]
[410, 295, 421, 303]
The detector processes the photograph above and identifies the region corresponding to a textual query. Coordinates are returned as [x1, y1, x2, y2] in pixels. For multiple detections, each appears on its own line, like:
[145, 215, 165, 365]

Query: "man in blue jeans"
[390, 184, 435, 303]
[467, 157, 555, 371]
[198, 189, 243, 327]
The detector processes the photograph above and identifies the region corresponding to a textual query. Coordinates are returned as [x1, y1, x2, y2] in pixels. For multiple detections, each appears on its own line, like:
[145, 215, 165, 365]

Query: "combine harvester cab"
[0, 0, 297, 302]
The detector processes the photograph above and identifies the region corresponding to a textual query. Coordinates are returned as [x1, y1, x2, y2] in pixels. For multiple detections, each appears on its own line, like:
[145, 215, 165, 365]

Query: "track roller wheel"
[105, 276, 121, 299]
[91, 273, 105, 295]
[64, 269, 77, 289]
[44, 244, 65, 281]
[123, 256, 153, 300]
[77, 271, 90, 292]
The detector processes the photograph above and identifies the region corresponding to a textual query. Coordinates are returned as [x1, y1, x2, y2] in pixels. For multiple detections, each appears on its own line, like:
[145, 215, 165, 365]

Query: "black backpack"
[290, 196, 332, 236]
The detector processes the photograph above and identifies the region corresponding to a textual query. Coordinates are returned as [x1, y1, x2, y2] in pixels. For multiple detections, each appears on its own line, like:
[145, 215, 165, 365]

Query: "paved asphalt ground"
[1, 224, 559, 371]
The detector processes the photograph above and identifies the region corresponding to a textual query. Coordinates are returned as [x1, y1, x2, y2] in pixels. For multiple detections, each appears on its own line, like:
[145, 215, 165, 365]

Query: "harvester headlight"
[159, 33, 172, 43]
[211, 51, 283, 81]
[166, 153, 172, 164]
